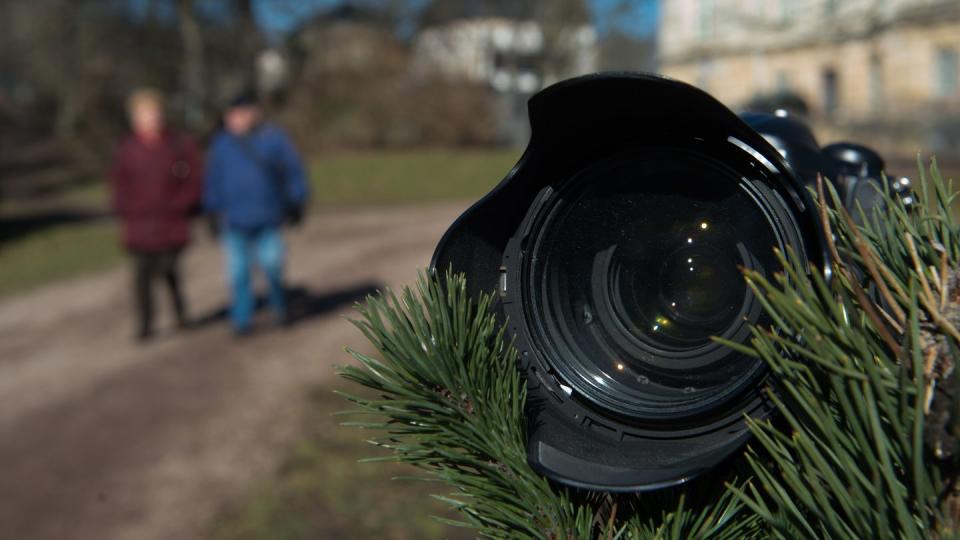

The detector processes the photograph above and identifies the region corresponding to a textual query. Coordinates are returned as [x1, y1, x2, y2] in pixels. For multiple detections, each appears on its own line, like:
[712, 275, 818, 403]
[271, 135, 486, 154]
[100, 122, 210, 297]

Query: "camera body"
[432, 73, 901, 491]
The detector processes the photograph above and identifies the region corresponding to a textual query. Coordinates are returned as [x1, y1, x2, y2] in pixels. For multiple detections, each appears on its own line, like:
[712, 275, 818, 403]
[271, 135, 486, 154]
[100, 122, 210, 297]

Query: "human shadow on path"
[191, 282, 382, 330]
[0, 210, 111, 244]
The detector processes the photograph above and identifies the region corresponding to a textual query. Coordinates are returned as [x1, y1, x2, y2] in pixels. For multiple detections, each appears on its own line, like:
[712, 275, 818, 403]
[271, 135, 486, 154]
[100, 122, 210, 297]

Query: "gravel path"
[0, 203, 464, 540]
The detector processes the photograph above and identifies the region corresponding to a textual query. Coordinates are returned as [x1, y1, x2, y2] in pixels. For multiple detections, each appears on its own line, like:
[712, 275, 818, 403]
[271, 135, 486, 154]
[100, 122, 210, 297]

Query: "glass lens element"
[528, 151, 784, 419]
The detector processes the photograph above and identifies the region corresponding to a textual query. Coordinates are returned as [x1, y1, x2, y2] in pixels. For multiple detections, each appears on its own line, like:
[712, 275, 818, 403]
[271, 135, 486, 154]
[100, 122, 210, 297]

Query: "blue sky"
[125, 0, 659, 39]
[253, 0, 659, 38]
[589, 0, 659, 38]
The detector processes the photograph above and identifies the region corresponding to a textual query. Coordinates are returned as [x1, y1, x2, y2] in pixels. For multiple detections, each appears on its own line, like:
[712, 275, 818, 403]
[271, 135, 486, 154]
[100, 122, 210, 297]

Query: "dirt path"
[0, 202, 465, 540]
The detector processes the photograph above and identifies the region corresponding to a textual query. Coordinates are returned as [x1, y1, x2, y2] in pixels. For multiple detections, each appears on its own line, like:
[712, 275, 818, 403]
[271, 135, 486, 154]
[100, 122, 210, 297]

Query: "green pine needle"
[339, 272, 761, 538]
[728, 159, 958, 539]
[339, 158, 958, 539]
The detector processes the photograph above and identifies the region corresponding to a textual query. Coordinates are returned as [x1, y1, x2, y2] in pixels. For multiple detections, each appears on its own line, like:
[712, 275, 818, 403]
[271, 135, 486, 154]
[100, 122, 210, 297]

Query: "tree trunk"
[177, 0, 207, 129]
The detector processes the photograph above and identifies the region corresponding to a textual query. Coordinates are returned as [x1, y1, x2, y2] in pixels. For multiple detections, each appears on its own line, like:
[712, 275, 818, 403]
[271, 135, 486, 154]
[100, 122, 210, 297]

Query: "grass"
[0, 220, 122, 297]
[0, 149, 519, 298]
[209, 383, 473, 540]
[1, 149, 947, 300]
[309, 148, 518, 207]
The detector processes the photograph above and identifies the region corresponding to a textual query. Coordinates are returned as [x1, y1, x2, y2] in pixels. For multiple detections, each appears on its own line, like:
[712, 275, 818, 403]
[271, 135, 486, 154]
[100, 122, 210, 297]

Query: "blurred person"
[204, 90, 309, 336]
[110, 88, 202, 342]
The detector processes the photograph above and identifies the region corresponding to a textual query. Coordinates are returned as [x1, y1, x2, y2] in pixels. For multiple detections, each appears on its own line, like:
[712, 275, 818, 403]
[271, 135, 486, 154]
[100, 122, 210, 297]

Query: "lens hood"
[431, 72, 828, 491]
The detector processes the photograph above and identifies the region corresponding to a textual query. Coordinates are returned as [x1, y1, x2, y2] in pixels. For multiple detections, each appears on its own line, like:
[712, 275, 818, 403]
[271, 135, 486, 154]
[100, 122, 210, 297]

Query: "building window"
[698, 0, 715, 41]
[697, 59, 715, 91]
[754, 0, 765, 17]
[822, 68, 839, 118]
[935, 47, 958, 98]
[779, 0, 791, 22]
[775, 71, 790, 94]
[869, 55, 884, 113]
[824, 0, 837, 16]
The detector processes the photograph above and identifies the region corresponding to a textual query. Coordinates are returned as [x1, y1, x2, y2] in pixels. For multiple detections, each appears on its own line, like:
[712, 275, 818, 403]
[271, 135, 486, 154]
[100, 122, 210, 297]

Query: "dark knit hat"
[228, 87, 258, 109]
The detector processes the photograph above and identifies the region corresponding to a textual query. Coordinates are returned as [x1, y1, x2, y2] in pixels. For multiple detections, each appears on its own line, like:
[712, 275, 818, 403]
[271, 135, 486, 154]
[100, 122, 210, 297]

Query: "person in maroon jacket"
[110, 88, 202, 341]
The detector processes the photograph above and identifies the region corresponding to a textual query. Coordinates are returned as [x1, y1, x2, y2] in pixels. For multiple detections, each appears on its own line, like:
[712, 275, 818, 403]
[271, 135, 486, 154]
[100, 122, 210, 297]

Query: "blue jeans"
[222, 226, 286, 332]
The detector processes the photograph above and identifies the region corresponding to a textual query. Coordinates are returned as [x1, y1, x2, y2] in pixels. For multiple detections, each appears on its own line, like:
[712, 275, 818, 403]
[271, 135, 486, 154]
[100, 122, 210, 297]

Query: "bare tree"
[177, 0, 207, 129]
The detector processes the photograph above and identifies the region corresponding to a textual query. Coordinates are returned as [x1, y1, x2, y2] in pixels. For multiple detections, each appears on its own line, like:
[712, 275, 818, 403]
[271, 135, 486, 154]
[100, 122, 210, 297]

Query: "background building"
[413, 18, 598, 94]
[659, 0, 960, 152]
[413, 16, 598, 144]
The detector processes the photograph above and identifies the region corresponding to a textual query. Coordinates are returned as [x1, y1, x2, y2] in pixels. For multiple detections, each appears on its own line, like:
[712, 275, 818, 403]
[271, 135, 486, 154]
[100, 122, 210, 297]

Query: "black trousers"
[131, 249, 186, 336]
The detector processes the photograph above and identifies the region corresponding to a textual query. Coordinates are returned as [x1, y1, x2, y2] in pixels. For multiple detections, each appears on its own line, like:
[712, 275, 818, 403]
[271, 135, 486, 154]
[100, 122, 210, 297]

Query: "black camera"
[431, 73, 907, 492]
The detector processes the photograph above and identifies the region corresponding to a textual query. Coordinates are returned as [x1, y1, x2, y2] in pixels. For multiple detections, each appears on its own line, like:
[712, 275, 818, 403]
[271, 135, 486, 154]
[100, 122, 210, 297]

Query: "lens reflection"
[528, 150, 784, 418]
[658, 243, 744, 329]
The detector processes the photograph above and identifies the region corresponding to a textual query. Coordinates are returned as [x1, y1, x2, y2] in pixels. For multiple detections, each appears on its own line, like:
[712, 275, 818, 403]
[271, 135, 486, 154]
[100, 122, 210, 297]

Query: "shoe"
[176, 317, 193, 331]
[233, 326, 253, 339]
[136, 328, 154, 343]
[275, 312, 292, 329]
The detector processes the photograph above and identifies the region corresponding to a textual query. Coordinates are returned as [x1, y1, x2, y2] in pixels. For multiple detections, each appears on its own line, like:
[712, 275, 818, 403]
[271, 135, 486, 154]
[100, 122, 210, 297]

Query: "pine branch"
[337, 158, 960, 539]
[338, 273, 587, 538]
[729, 159, 960, 538]
[338, 272, 762, 539]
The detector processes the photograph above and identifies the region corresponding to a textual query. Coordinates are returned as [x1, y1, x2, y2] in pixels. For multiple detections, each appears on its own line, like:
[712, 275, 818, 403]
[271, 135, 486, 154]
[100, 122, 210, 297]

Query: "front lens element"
[659, 243, 744, 328]
[527, 150, 785, 419]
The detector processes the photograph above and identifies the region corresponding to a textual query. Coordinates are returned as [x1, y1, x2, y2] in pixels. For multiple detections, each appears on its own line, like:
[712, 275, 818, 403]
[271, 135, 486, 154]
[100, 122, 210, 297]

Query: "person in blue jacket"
[204, 90, 309, 335]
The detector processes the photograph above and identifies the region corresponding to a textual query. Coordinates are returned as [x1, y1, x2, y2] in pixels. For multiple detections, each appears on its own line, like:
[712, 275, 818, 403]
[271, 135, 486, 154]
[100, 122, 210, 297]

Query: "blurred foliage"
[0, 0, 262, 157]
[280, 7, 501, 149]
[0, 0, 510, 159]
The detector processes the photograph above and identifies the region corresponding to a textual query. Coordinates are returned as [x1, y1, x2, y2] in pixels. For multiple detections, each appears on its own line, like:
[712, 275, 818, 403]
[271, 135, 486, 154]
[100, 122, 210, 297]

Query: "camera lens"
[660, 244, 743, 326]
[432, 74, 828, 491]
[617, 241, 745, 348]
[525, 149, 784, 420]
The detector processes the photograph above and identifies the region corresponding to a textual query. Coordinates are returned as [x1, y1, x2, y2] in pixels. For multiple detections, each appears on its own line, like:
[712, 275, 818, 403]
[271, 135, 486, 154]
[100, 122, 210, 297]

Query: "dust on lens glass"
[531, 152, 782, 417]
